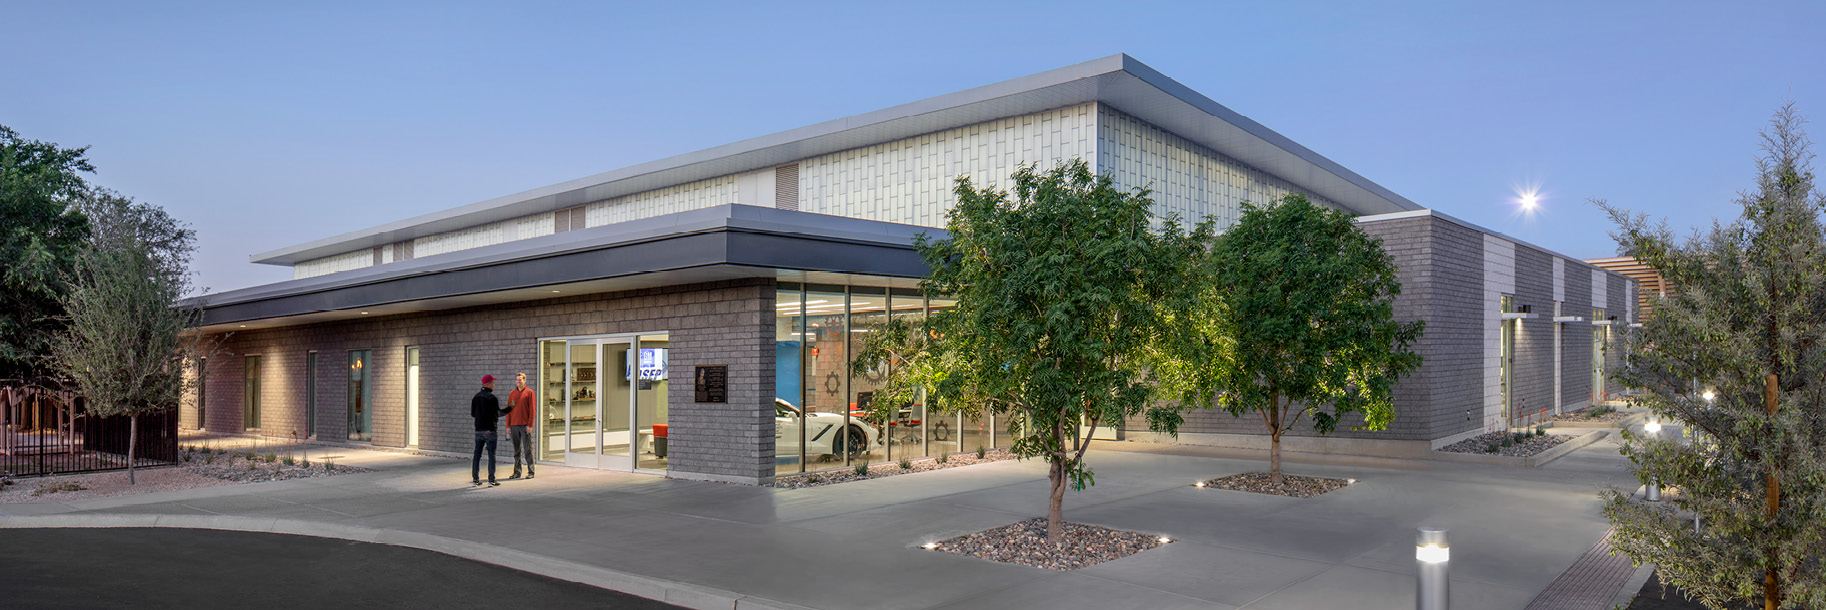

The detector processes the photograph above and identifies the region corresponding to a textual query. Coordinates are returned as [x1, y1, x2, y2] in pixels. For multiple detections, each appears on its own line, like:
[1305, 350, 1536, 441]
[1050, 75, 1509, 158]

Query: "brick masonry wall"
[196, 279, 775, 483]
[1562, 266, 1594, 409]
[1604, 273, 1631, 400]
[1512, 246, 1556, 423]
[1167, 214, 1485, 442]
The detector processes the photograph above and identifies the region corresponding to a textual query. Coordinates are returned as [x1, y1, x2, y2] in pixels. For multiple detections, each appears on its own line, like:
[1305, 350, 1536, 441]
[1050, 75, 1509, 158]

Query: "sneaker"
[471, 480, 481, 486]
[527, 473, 534, 479]
[488, 480, 500, 487]
[506, 473, 521, 480]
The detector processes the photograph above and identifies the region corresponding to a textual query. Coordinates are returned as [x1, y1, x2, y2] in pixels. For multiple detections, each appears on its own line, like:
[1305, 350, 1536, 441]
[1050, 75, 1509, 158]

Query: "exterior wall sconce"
[1416, 527, 1449, 610]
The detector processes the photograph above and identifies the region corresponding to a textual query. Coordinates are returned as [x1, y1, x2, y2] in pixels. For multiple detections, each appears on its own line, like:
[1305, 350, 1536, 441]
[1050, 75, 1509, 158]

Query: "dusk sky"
[5, 1, 1822, 294]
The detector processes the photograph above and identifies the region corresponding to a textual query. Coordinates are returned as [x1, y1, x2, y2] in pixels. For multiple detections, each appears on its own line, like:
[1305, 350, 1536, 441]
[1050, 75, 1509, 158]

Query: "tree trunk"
[1269, 429, 1283, 487]
[1048, 457, 1066, 547]
[127, 413, 138, 486]
[1764, 373, 1779, 610]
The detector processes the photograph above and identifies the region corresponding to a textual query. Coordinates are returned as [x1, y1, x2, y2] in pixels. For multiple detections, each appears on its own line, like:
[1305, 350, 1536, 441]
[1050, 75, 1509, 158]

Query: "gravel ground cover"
[1437, 430, 1571, 456]
[924, 517, 1169, 570]
[0, 449, 368, 503]
[1200, 472, 1353, 498]
[771, 449, 1016, 489]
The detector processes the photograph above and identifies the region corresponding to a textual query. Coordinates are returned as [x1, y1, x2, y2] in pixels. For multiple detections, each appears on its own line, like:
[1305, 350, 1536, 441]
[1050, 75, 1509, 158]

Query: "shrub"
[1486, 444, 1500, 453]
[806, 475, 821, 484]
[853, 461, 869, 476]
[937, 454, 949, 464]
[282, 456, 296, 466]
[1501, 438, 1514, 447]
[264, 451, 278, 464]
[33, 481, 88, 496]
[899, 460, 912, 470]
[975, 447, 986, 459]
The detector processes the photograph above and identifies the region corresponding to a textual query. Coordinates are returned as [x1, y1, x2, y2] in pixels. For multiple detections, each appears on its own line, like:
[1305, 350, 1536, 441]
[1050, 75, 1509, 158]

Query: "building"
[186, 55, 1637, 483]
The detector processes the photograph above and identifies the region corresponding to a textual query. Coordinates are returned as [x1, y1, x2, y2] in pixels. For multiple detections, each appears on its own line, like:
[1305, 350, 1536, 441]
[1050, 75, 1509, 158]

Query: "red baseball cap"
[481, 374, 496, 385]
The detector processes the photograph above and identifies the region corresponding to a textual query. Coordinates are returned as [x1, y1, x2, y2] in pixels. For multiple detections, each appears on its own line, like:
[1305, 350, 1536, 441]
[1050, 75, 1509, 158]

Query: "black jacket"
[471, 387, 501, 431]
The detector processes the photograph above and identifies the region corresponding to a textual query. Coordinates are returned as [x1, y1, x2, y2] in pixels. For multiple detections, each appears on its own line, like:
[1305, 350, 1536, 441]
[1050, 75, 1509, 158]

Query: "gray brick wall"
[1512, 246, 1556, 423]
[1164, 214, 1485, 443]
[1604, 273, 1631, 400]
[1561, 266, 1594, 408]
[200, 279, 775, 483]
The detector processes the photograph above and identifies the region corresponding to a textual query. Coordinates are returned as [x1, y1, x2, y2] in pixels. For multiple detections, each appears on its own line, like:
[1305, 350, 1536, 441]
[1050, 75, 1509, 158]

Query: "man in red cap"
[504, 372, 536, 479]
[470, 374, 502, 486]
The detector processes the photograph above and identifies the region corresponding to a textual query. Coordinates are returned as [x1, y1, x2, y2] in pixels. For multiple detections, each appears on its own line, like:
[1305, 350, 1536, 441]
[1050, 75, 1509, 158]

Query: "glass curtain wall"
[635, 335, 670, 471]
[243, 355, 259, 431]
[347, 350, 372, 442]
[887, 288, 927, 460]
[772, 284, 976, 477]
[196, 357, 207, 429]
[305, 352, 316, 437]
[406, 347, 420, 447]
[539, 340, 567, 462]
[849, 286, 890, 464]
[775, 285, 808, 474]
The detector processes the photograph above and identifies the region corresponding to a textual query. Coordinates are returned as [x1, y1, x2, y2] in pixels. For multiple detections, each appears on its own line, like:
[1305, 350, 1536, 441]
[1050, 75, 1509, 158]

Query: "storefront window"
[888, 288, 927, 460]
[636, 334, 669, 471]
[347, 350, 372, 442]
[803, 286, 849, 463]
[539, 340, 567, 461]
[848, 287, 889, 464]
[774, 283, 806, 475]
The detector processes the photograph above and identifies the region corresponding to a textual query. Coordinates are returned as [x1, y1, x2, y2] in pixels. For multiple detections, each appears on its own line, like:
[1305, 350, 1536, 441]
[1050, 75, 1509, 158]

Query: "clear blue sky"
[5, 1, 1822, 293]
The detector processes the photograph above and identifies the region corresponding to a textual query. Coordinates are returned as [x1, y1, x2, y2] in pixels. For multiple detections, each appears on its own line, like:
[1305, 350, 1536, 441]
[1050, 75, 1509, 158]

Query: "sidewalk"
[0, 434, 1640, 610]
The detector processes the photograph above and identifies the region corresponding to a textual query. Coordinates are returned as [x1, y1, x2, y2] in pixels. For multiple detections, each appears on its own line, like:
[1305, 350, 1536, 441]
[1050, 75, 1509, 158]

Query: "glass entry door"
[538, 333, 669, 472]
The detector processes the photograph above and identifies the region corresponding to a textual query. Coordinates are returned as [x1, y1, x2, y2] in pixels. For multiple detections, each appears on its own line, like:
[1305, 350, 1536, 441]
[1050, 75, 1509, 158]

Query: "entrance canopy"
[188, 205, 937, 333]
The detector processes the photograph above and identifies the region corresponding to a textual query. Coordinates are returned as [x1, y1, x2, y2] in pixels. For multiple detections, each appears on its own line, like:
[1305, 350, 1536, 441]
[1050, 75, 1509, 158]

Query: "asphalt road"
[0, 528, 686, 610]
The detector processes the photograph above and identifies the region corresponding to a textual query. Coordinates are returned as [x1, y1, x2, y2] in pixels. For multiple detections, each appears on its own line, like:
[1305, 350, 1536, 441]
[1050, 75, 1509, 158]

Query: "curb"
[0, 514, 817, 610]
[1541, 412, 1645, 430]
[1428, 430, 1607, 468]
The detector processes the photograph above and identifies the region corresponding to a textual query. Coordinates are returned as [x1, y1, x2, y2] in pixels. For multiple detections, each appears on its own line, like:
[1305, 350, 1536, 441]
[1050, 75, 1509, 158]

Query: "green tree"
[880, 160, 1207, 545]
[50, 190, 204, 484]
[1599, 105, 1826, 610]
[1187, 194, 1423, 487]
[0, 125, 93, 376]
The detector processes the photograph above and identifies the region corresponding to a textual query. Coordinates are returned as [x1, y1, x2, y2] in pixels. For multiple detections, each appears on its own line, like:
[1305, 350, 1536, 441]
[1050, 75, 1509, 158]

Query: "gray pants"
[509, 425, 534, 476]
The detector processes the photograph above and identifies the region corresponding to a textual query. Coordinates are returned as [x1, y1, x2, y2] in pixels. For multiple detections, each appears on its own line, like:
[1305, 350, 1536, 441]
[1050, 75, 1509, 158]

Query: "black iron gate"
[2, 383, 179, 478]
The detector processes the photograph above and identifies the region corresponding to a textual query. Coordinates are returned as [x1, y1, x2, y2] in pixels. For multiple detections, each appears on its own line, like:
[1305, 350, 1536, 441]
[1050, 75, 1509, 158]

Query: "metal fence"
[1, 382, 179, 478]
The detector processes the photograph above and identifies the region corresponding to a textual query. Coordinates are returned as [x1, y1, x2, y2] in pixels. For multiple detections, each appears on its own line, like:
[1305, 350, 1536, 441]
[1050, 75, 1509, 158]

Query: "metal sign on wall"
[695, 365, 728, 403]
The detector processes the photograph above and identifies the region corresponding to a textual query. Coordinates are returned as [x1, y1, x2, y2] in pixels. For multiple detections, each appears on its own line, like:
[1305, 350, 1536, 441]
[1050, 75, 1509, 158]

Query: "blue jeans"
[472, 430, 498, 482]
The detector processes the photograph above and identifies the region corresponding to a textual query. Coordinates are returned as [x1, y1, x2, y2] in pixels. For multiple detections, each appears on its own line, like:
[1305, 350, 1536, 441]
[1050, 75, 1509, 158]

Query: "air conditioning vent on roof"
[775, 164, 800, 211]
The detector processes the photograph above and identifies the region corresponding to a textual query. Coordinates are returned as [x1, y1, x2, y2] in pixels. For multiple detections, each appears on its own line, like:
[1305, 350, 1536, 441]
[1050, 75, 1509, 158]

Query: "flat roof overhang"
[192, 205, 936, 334]
[251, 53, 1420, 267]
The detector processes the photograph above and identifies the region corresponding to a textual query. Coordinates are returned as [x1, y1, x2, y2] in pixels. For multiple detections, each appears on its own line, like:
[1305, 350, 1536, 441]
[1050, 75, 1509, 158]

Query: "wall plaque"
[695, 365, 728, 403]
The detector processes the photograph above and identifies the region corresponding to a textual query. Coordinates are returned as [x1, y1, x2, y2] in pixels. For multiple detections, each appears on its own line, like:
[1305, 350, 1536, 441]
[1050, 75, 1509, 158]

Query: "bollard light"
[1416, 527, 1449, 610]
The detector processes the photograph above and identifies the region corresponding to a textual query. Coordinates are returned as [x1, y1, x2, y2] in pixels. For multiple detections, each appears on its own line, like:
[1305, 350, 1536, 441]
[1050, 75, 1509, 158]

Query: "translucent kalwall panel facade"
[1097, 105, 1339, 231]
[293, 249, 374, 279]
[796, 103, 1097, 227]
[587, 174, 741, 226]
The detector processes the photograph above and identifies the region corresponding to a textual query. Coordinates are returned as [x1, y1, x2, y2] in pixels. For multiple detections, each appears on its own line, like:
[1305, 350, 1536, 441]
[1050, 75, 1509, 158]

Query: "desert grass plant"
[899, 459, 912, 470]
[936, 454, 949, 464]
[853, 461, 869, 477]
[32, 480, 87, 496]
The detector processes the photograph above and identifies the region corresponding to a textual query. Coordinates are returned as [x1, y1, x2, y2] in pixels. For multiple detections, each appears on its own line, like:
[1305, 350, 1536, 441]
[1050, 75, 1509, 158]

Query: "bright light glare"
[1645, 421, 1662, 434]
[1416, 545, 1450, 564]
[1702, 390, 1715, 402]
[1509, 182, 1546, 222]
[922, 542, 939, 550]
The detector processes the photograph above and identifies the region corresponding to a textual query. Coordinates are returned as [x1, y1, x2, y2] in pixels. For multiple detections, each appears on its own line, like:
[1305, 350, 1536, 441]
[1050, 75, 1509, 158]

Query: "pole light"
[1416, 527, 1449, 610]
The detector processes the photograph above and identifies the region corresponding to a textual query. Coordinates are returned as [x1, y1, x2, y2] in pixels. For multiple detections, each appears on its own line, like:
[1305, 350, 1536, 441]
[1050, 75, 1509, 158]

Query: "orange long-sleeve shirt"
[505, 386, 537, 427]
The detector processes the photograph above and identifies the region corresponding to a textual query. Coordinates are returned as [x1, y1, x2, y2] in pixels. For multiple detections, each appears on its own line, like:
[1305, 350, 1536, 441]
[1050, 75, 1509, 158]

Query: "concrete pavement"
[0, 433, 1642, 610]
